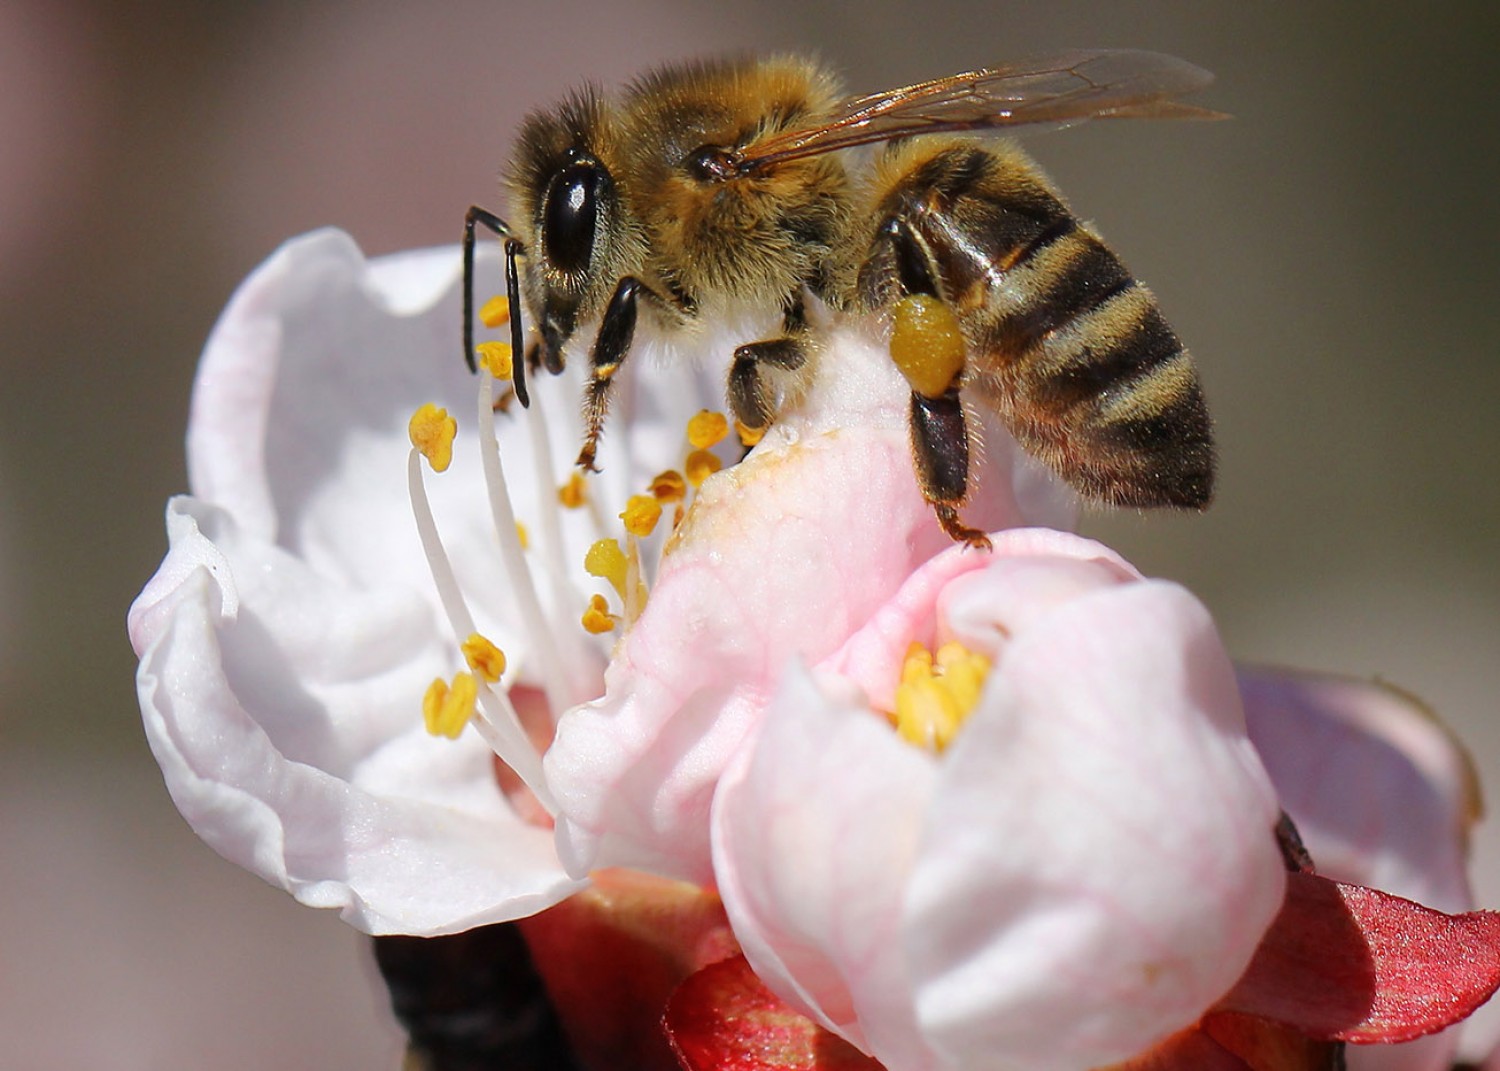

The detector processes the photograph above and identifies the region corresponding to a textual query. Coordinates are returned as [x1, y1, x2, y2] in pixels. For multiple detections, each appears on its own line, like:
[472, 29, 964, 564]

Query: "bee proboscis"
[464, 50, 1222, 545]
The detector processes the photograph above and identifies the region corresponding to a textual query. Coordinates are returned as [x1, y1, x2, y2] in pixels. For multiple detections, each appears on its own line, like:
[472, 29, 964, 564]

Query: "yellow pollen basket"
[422, 672, 478, 739]
[893, 640, 992, 752]
[475, 341, 514, 380]
[461, 633, 507, 683]
[889, 294, 967, 400]
[478, 294, 511, 328]
[409, 403, 458, 473]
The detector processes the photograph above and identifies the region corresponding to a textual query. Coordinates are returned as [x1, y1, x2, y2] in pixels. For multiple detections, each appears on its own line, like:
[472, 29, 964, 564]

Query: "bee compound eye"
[542, 159, 606, 275]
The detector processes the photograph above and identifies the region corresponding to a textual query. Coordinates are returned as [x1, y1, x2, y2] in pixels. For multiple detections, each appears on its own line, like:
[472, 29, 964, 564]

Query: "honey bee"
[464, 50, 1221, 545]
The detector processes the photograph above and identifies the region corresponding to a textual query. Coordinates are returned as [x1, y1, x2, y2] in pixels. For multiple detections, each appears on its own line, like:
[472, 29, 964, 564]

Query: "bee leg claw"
[934, 505, 992, 550]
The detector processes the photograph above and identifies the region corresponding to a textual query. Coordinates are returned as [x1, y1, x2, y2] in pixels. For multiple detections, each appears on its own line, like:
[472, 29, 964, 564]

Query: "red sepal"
[1218, 871, 1500, 1043]
[664, 956, 884, 1071]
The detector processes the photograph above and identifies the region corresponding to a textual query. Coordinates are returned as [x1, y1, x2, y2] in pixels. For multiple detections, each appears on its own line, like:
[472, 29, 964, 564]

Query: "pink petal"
[1240, 668, 1484, 1071]
[1241, 667, 1478, 913]
[908, 577, 1285, 1070]
[712, 665, 935, 1068]
[546, 323, 1071, 884]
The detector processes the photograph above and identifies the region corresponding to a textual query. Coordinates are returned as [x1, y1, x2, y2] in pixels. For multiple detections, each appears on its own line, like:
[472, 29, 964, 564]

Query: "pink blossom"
[130, 233, 1495, 1070]
[707, 530, 1286, 1071]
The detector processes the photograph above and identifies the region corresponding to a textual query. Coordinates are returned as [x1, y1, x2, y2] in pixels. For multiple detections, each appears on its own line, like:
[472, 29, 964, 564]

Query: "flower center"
[891, 639, 992, 752]
[400, 291, 757, 809]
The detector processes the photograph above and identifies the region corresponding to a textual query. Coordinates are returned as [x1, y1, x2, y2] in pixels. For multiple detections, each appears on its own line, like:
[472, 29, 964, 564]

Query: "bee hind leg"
[911, 389, 991, 551]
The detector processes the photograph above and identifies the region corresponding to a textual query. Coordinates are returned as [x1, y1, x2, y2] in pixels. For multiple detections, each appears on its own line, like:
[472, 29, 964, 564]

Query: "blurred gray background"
[2, 1, 1496, 1066]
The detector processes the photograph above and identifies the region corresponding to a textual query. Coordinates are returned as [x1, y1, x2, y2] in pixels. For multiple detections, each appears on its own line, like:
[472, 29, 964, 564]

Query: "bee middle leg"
[727, 296, 809, 435]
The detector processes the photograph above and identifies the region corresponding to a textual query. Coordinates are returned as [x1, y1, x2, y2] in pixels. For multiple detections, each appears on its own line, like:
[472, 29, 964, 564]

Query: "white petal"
[130, 496, 582, 935]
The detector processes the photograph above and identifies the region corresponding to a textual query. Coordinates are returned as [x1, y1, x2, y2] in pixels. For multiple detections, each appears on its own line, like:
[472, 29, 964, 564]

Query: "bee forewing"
[738, 49, 1222, 168]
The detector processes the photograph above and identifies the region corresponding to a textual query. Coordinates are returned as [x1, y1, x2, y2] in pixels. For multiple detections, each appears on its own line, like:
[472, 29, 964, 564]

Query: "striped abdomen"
[858, 139, 1214, 509]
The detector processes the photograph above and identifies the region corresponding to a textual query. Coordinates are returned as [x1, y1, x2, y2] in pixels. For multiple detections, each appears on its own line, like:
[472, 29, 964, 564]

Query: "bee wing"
[737, 50, 1225, 170]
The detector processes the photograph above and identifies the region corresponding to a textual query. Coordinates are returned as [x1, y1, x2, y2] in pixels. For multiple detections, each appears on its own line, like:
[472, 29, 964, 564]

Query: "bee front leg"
[910, 389, 990, 550]
[577, 276, 644, 473]
[727, 296, 809, 436]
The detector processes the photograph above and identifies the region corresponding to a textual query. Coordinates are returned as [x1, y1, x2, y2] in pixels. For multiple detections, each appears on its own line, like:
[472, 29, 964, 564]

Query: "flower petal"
[907, 576, 1286, 1071]
[1241, 667, 1479, 913]
[130, 496, 583, 935]
[715, 536, 1285, 1071]
[546, 322, 1074, 883]
[713, 664, 935, 1068]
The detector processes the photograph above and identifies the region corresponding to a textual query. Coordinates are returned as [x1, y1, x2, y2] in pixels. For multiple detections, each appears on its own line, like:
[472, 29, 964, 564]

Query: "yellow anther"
[559, 472, 588, 509]
[515, 520, 530, 550]
[687, 409, 730, 450]
[900, 642, 934, 685]
[478, 294, 511, 328]
[685, 449, 722, 488]
[649, 469, 688, 503]
[895, 678, 965, 751]
[582, 593, 618, 634]
[475, 340, 514, 380]
[409, 403, 457, 473]
[584, 538, 628, 599]
[422, 672, 478, 740]
[621, 494, 663, 538]
[892, 639, 992, 753]
[735, 420, 766, 448]
[461, 633, 507, 683]
[934, 641, 991, 716]
[889, 294, 967, 399]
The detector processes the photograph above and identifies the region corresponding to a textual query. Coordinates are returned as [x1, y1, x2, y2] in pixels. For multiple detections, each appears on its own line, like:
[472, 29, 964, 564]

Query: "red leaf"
[664, 956, 885, 1071]
[1218, 872, 1500, 1043]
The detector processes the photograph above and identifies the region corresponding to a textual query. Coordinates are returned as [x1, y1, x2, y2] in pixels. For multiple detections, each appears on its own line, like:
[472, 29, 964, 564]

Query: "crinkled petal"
[546, 323, 1075, 883]
[129, 496, 583, 935]
[907, 575, 1285, 1071]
